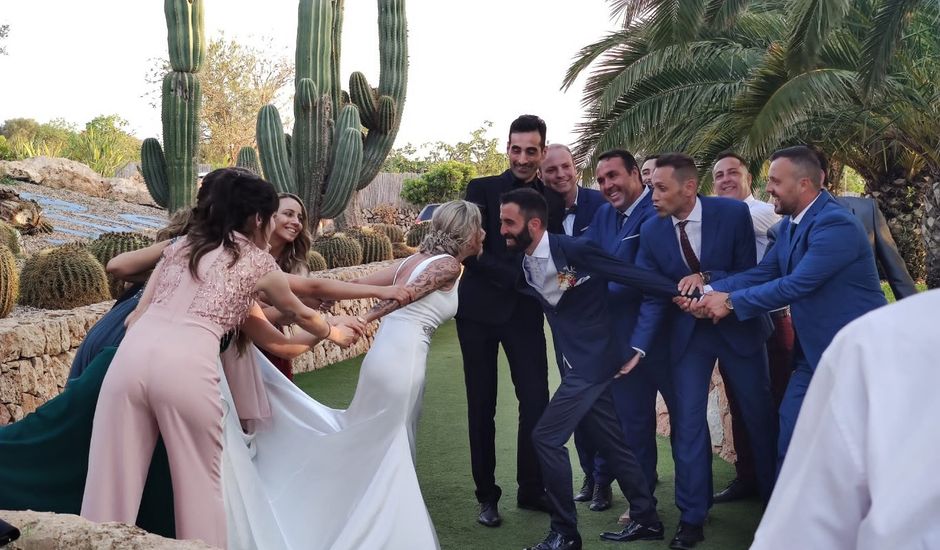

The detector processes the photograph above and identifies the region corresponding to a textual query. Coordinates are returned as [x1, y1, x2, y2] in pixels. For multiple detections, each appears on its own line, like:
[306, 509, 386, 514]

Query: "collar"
[791, 191, 822, 225]
[743, 194, 757, 204]
[672, 196, 703, 226]
[570, 186, 580, 209]
[622, 186, 650, 217]
[508, 169, 542, 189]
[527, 230, 551, 259]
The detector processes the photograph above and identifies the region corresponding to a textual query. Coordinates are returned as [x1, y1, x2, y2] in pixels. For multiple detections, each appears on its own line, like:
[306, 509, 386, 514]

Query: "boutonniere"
[557, 266, 578, 290]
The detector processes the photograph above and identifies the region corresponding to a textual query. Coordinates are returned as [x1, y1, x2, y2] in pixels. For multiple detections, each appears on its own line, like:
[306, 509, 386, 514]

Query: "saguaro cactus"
[141, 0, 205, 212]
[256, 0, 408, 227]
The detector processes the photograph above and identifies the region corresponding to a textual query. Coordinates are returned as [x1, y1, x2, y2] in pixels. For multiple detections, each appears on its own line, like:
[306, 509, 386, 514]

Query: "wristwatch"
[699, 271, 711, 284]
[724, 295, 734, 310]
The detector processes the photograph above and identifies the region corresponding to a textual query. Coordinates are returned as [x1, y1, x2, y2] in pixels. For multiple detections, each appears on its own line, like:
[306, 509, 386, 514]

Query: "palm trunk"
[868, 176, 927, 282]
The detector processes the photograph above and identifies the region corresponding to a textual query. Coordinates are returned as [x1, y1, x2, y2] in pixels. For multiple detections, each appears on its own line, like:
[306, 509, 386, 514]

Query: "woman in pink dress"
[80, 168, 363, 548]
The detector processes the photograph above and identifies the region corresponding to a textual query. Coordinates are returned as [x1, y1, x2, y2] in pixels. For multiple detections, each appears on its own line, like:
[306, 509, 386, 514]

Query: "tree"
[400, 160, 476, 205]
[147, 35, 293, 166]
[65, 115, 142, 177]
[384, 122, 506, 176]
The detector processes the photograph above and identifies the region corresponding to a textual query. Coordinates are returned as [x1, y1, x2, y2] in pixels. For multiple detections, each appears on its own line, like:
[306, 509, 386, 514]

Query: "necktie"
[788, 222, 797, 242]
[617, 210, 628, 230]
[676, 220, 701, 273]
[525, 255, 544, 284]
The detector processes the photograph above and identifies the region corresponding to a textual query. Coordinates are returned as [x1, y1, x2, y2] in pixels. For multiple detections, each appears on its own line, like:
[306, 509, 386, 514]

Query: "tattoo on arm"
[365, 257, 460, 322]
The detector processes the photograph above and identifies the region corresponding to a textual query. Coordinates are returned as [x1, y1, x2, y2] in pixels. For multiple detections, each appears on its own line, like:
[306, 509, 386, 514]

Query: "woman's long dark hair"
[184, 167, 279, 279]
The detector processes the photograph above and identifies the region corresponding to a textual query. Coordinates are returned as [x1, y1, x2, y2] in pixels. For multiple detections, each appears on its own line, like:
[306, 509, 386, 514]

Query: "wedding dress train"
[221, 254, 457, 550]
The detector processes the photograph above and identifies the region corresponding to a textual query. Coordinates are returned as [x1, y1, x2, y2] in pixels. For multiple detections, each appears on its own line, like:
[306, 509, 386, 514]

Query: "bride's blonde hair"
[419, 200, 482, 256]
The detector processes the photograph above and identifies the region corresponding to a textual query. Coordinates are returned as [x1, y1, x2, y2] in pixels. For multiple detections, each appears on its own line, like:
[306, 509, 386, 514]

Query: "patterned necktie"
[525, 255, 544, 285]
[676, 220, 701, 273]
[617, 210, 628, 230]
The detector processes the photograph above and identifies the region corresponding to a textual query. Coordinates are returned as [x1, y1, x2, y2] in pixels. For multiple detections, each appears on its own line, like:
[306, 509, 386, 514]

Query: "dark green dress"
[0, 348, 177, 538]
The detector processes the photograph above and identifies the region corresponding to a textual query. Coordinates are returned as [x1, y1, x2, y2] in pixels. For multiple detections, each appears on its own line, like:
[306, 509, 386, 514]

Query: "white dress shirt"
[562, 187, 581, 236]
[790, 191, 823, 226]
[671, 196, 703, 270]
[744, 194, 780, 261]
[751, 290, 940, 550]
[523, 231, 563, 307]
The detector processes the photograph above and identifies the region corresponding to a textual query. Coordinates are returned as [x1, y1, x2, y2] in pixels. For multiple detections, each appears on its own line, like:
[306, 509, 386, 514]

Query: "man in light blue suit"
[579, 149, 676, 517]
[692, 145, 887, 470]
[631, 153, 777, 550]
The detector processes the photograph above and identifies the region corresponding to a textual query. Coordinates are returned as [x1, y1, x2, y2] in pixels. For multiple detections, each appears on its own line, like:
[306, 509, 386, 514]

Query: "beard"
[505, 226, 533, 252]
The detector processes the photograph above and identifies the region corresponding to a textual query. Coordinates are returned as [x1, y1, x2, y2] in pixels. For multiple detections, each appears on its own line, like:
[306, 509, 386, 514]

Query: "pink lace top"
[152, 233, 279, 332]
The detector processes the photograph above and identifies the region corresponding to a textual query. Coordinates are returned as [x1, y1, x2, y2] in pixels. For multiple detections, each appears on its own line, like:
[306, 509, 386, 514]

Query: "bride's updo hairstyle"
[185, 167, 279, 278]
[419, 200, 482, 256]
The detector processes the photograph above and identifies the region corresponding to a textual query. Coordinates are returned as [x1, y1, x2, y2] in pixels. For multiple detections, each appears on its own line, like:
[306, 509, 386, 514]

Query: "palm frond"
[785, 0, 852, 71]
[858, 0, 927, 95]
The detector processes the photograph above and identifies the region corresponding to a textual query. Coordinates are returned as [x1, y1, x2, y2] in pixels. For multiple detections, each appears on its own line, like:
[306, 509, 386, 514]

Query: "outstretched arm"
[241, 302, 322, 359]
[573, 239, 679, 298]
[286, 273, 413, 304]
[107, 240, 172, 282]
[361, 256, 461, 323]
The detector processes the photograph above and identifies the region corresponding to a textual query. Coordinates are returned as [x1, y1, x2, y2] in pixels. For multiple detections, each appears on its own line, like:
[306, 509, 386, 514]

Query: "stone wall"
[0, 261, 397, 426]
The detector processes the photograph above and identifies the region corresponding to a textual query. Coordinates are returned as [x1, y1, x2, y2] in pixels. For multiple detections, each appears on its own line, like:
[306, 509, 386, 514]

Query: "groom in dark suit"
[500, 188, 678, 550]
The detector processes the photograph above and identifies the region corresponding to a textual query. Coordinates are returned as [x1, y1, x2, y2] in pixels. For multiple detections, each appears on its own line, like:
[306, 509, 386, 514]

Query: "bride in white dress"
[220, 200, 484, 550]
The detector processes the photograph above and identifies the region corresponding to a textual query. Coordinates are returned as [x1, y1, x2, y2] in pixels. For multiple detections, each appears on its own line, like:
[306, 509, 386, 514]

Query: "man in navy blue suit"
[540, 143, 610, 510]
[500, 188, 678, 550]
[578, 149, 676, 516]
[691, 145, 887, 470]
[633, 153, 777, 550]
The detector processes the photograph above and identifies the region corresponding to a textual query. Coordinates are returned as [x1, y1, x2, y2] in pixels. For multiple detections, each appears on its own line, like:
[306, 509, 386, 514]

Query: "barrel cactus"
[141, 0, 205, 212]
[311, 234, 363, 268]
[370, 223, 405, 243]
[255, 0, 408, 227]
[19, 245, 111, 309]
[0, 244, 18, 318]
[0, 219, 22, 256]
[354, 227, 393, 264]
[236, 146, 262, 175]
[307, 250, 328, 272]
[405, 220, 431, 247]
[392, 241, 415, 259]
[88, 232, 155, 298]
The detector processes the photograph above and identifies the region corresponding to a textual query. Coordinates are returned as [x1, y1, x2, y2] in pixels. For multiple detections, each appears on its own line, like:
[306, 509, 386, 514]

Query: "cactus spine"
[369, 223, 404, 244]
[311, 234, 363, 268]
[353, 227, 393, 264]
[0, 220, 22, 256]
[88, 232, 155, 298]
[256, 0, 407, 226]
[405, 220, 430, 247]
[141, 0, 205, 212]
[236, 146, 262, 175]
[0, 244, 18, 318]
[19, 246, 111, 310]
[306, 250, 328, 272]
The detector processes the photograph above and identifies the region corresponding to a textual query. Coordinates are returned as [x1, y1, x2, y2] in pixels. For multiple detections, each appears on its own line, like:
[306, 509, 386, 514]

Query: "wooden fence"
[357, 172, 419, 209]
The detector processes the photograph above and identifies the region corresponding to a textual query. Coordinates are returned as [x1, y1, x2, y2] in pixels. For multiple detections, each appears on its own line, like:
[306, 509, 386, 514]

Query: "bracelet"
[356, 316, 366, 324]
[318, 323, 333, 340]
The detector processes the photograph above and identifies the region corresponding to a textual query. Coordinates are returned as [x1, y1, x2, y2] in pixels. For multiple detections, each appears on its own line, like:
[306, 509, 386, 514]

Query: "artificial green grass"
[296, 320, 763, 549]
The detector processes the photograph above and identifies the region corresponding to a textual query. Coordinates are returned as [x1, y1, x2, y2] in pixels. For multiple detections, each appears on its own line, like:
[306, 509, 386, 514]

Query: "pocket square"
[574, 275, 591, 286]
[562, 355, 574, 370]
[621, 234, 640, 241]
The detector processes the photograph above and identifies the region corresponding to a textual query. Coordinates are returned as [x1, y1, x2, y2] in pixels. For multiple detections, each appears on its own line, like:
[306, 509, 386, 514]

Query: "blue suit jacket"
[582, 192, 666, 359]
[635, 196, 772, 361]
[569, 187, 606, 237]
[711, 190, 887, 369]
[515, 233, 678, 382]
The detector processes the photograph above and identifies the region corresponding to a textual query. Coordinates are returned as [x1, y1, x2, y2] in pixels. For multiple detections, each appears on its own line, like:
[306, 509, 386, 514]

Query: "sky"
[0, 0, 619, 151]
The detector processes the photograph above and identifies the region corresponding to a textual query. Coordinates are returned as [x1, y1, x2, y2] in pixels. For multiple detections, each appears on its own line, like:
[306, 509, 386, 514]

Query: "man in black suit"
[457, 115, 565, 527]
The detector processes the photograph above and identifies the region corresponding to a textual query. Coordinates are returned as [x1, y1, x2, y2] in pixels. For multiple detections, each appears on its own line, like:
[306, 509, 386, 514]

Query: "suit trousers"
[551, 337, 596, 484]
[457, 307, 549, 504]
[724, 313, 794, 483]
[777, 344, 813, 472]
[671, 322, 777, 525]
[533, 372, 658, 538]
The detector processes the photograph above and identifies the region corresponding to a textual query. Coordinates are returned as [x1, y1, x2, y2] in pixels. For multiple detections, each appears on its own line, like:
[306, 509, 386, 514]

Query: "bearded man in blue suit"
[577, 149, 677, 516]
[691, 145, 887, 471]
[632, 153, 777, 550]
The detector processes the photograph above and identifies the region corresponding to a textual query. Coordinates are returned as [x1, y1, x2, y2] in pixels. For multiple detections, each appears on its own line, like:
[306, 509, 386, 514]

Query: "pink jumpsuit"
[81, 233, 278, 548]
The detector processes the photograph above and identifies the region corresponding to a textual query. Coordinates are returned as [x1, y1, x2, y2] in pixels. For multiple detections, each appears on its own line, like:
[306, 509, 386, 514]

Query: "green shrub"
[400, 160, 476, 206]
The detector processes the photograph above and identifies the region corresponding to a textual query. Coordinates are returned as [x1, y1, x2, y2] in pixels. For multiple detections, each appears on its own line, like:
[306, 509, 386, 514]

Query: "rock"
[0, 157, 110, 197]
[0, 510, 216, 549]
[106, 172, 159, 207]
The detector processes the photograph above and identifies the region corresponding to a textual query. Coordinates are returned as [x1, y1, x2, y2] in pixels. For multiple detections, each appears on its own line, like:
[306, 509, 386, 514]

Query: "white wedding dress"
[218, 254, 457, 550]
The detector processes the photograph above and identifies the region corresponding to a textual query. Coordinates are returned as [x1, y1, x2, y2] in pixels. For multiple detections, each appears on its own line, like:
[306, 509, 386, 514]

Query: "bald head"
[541, 143, 579, 204]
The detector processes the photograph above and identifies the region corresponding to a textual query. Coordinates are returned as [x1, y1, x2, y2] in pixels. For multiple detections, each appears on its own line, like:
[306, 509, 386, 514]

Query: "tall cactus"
[141, 0, 205, 212]
[236, 146, 261, 175]
[256, 0, 408, 226]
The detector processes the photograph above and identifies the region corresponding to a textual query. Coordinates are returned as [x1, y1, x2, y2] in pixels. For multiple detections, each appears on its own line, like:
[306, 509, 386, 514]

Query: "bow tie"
[565, 205, 578, 216]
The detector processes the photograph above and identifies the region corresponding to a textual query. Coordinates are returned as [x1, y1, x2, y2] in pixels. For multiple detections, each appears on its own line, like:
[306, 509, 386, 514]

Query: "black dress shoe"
[589, 482, 612, 512]
[477, 501, 501, 527]
[600, 519, 665, 541]
[713, 477, 758, 503]
[669, 522, 705, 550]
[518, 492, 553, 513]
[573, 477, 594, 502]
[524, 530, 582, 550]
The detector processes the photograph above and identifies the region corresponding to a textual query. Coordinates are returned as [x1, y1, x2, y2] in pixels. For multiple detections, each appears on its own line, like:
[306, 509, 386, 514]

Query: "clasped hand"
[672, 291, 732, 324]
